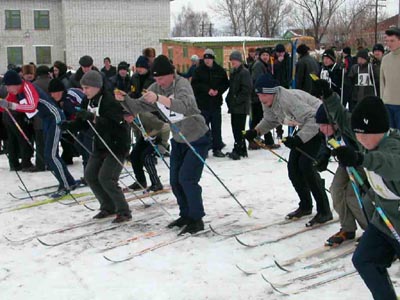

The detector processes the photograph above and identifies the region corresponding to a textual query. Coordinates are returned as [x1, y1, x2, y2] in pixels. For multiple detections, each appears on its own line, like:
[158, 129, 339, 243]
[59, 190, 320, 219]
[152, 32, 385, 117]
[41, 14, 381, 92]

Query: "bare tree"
[292, 0, 346, 47]
[254, 0, 292, 37]
[172, 6, 212, 37]
[214, 0, 258, 36]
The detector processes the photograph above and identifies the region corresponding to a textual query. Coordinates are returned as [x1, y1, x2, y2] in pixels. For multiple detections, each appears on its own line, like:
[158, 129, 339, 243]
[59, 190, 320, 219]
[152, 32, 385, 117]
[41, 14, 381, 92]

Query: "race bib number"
[357, 73, 371, 86]
[320, 70, 330, 81]
[156, 96, 184, 123]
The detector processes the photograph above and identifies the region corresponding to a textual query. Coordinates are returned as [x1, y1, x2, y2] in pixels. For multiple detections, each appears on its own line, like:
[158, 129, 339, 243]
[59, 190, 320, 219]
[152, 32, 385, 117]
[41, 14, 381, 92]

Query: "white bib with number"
[364, 169, 400, 200]
[156, 96, 184, 123]
[357, 73, 372, 86]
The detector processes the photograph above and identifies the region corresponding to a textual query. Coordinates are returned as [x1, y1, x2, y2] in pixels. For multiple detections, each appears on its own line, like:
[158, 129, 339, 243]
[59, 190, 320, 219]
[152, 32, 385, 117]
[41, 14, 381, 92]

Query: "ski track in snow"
[1, 105, 398, 300]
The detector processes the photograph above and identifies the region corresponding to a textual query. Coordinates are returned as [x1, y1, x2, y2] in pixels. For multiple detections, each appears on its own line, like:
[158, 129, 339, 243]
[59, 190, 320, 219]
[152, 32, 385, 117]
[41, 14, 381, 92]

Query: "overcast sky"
[170, 0, 399, 30]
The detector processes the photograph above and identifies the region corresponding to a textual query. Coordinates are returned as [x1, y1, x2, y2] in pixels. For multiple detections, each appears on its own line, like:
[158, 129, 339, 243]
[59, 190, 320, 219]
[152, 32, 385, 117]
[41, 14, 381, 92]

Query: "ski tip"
[36, 237, 53, 247]
[234, 236, 256, 248]
[274, 260, 291, 272]
[235, 264, 256, 276]
[261, 273, 290, 296]
[103, 255, 130, 263]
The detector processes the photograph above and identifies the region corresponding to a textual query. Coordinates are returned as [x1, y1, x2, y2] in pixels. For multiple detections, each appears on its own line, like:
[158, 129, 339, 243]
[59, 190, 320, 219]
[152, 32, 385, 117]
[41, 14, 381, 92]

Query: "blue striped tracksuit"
[11, 82, 76, 189]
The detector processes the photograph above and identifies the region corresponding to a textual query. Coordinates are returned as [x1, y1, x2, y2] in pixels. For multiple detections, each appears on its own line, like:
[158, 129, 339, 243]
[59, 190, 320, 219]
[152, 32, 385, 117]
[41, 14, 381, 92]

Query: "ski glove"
[0, 99, 17, 110]
[58, 120, 71, 131]
[76, 110, 94, 122]
[312, 79, 333, 99]
[332, 146, 364, 167]
[313, 156, 330, 172]
[282, 136, 303, 149]
[243, 129, 258, 142]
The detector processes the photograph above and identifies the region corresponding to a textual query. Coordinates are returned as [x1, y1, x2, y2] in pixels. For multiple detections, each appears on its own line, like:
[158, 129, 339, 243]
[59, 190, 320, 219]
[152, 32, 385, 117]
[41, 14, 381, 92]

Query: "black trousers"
[250, 101, 282, 144]
[2, 112, 33, 169]
[231, 113, 247, 148]
[287, 134, 330, 214]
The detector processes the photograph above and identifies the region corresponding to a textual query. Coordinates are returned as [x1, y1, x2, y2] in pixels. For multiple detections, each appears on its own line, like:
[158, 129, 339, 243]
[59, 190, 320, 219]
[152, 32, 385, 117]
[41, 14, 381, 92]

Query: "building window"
[36, 46, 51, 64]
[183, 47, 188, 58]
[7, 47, 23, 65]
[34, 10, 50, 30]
[5, 10, 21, 29]
[168, 48, 174, 61]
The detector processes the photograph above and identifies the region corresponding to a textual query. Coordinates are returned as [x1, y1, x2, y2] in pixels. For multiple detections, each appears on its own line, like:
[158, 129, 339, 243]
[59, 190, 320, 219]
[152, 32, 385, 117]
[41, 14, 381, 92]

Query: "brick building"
[160, 36, 289, 73]
[0, 0, 172, 73]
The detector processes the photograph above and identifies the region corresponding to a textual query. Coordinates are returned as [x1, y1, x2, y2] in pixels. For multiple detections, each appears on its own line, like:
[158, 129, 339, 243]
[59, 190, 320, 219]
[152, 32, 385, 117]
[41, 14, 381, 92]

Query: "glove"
[332, 146, 364, 167]
[58, 120, 71, 131]
[282, 136, 303, 149]
[0, 99, 9, 109]
[76, 110, 94, 122]
[313, 157, 330, 172]
[312, 79, 333, 99]
[243, 129, 258, 142]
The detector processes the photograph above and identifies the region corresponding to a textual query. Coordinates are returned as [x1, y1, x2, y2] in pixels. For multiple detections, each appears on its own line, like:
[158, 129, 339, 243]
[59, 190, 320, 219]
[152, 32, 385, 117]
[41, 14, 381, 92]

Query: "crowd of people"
[1, 27, 400, 299]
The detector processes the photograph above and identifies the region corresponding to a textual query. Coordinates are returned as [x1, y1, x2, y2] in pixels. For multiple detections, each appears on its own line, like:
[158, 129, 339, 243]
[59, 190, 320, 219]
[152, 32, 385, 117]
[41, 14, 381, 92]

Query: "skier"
[331, 95, 400, 300]
[244, 73, 332, 227]
[115, 55, 210, 235]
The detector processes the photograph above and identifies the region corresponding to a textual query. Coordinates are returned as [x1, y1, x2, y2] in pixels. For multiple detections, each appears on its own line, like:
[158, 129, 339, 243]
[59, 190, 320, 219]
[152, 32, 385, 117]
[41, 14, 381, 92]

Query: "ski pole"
[155, 109, 252, 217]
[86, 120, 171, 216]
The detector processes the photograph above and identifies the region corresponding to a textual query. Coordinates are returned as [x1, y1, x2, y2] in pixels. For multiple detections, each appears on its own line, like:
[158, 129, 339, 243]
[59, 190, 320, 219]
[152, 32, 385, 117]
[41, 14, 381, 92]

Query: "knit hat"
[36, 65, 50, 77]
[136, 55, 150, 69]
[351, 96, 389, 134]
[356, 49, 369, 61]
[342, 47, 351, 55]
[190, 54, 199, 62]
[254, 73, 279, 94]
[372, 43, 385, 53]
[315, 104, 330, 124]
[118, 61, 130, 71]
[275, 44, 286, 53]
[297, 44, 310, 56]
[3, 70, 23, 85]
[48, 78, 66, 93]
[322, 49, 336, 63]
[80, 70, 103, 88]
[259, 47, 271, 56]
[229, 51, 243, 62]
[22, 64, 36, 75]
[203, 49, 215, 59]
[53, 61, 68, 75]
[79, 55, 94, 67]
[151, 55, 175, 77]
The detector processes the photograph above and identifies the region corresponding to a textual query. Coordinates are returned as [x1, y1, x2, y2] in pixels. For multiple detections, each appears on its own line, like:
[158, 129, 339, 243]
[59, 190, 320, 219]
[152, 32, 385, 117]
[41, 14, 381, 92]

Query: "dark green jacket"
[226, 65, 252, 115]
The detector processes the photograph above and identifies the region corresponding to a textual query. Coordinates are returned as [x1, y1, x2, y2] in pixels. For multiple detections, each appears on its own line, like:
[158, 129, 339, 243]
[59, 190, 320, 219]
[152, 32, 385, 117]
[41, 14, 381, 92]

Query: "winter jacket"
[348, 63, 380, 104]
[380, 47, 400, 105]
[101, 66, 117, 80]
[180, 64, 197, 79]
[122, 74, 209, 143]
[130, 72, 154, 99]
[69, 89, 130, 155]
[191, 61, 229, 111]
[295, 54, 320, 93]
[56, 88, 84, 120]
[226, 65, 252, 115]
[110, 74, 132, 93]
[251, 59, 272, 104]
[320, 63, 343, 96]
[273, 53, 292, 88]
[361, 130, 400, 239]
[255, 87, 321, 143]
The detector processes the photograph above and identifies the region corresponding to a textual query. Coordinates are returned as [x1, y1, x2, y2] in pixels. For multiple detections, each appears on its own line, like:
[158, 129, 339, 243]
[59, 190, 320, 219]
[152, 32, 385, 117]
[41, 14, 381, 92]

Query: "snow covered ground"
[1, 105, 398, 300]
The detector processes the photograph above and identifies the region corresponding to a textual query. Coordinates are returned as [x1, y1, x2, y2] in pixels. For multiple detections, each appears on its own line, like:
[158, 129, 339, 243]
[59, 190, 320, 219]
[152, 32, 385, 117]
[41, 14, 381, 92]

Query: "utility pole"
[374, 0, 386, 44]
[209, 23, 213, 37]
[201, 21, 205, 37]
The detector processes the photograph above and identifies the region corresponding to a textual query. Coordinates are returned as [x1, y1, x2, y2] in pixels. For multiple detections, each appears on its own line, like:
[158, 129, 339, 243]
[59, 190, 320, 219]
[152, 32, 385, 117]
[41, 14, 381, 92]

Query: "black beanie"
[117, 61, 130, 71]
[322, 49, 336, 63]
[343, 47, 351, 55]
[275, 44, 286, 53]
[151, 55, 174, 77]
[351, 96, 389, 134]
[297, 44, 309, 56]
[79, 55, 94, 67]
[3, 70, 23, 85]
[48, 78, 66, 93]
[356, 49, 369, 61]
[372, 43, 384, 53]
[259, 47, 271, 56]
[254, 73, 279, 94]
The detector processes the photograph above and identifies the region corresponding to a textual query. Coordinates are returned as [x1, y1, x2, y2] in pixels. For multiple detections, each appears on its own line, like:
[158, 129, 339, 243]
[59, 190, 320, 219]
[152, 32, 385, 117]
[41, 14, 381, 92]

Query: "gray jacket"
[122, 75, 208, 143]
[255, 87, 321, 143]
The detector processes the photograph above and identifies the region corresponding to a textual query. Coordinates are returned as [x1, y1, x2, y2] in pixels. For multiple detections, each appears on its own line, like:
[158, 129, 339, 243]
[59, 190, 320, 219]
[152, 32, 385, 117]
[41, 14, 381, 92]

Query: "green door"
[211, 48, 223, 66]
